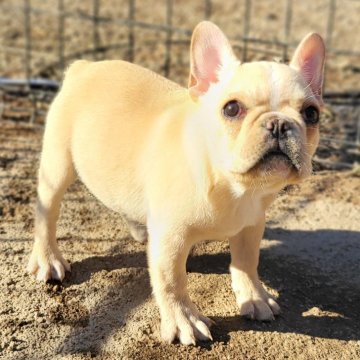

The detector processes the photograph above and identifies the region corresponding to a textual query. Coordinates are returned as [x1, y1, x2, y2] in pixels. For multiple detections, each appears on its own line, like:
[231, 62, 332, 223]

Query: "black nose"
[265, 118, 292, 139]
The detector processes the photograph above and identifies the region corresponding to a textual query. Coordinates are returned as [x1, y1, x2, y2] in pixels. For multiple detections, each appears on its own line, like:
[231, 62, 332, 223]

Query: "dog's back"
[43, 60, 187, 218]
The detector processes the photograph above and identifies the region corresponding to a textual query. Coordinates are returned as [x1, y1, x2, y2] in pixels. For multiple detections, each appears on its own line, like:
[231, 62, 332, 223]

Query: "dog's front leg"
[229, 217, 280, 321]
[148, 230, 213, 345]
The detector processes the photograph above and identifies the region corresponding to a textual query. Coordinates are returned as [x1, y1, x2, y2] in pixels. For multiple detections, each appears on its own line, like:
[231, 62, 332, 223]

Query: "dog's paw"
[234, 280, 280, 321]
[27, 244, 70, 282]
[160, 301, 214, 345]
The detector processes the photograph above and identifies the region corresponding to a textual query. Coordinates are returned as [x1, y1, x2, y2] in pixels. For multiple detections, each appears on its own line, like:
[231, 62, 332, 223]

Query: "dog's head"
[188, 22, 325, 191]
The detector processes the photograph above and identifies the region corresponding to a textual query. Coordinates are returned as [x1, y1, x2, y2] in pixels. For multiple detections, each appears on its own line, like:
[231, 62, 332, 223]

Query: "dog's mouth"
[231, 140, 306, 180]
[262, 149, 292, 163]
[258, 148, 299, 172]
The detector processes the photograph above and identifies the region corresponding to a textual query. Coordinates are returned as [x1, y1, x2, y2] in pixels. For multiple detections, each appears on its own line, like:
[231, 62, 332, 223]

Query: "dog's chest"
[196, 193, 264, 240]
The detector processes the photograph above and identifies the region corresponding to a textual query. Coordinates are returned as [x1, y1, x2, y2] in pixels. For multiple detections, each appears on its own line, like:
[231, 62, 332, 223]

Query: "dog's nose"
[265, 118, 292, 139]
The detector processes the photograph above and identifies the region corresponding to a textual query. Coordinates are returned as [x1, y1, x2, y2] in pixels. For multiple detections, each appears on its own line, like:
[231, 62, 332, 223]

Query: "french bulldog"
[27, 21, 325, 345]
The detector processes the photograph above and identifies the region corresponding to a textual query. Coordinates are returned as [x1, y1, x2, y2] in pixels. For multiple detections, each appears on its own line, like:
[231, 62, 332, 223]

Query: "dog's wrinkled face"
[188, 22, 325, 190]
[218, 61, 320, 182]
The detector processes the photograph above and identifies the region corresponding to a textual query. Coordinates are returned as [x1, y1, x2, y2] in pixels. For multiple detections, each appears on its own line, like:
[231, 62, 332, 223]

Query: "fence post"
[128, 0, 135, 62]
[357, 111, 360, 146]
[326, 0, 336, 49]
[323, 0, 336, 94]
[164, 0, 173, 77]
[24, 0, 32, 82]
[204, 0, 212, 19]
[283, 0, 292, 62]
[58, 0, 65, 71]
[242, 0, 251, 62]
[24, 0, 36, 123]
[93, 0, 100, 60]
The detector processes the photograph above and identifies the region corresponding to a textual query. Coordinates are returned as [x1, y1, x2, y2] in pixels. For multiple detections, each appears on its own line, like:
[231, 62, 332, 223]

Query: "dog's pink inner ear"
[290, 33, 326, 102]
[189, 21, 235, 97]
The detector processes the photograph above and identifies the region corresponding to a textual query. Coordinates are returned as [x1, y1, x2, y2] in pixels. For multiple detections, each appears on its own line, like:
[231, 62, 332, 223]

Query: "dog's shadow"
[58, 228, 360, 355]
[189, 228, 360, 347]
[57, 242, 150, 356]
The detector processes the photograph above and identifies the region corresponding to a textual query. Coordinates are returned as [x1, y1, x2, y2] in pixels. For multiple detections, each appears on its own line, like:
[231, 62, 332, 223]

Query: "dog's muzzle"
[260, 117, 302, 171]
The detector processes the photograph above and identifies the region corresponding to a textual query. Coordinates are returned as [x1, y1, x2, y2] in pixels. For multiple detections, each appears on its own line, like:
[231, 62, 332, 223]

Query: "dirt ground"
[0, 0, 359, 359]
[0, 121, 360, 360]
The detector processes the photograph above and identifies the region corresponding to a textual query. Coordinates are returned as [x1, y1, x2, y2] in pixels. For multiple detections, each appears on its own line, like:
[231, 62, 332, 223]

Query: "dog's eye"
[223, 100, 245, 119]
[302, 105, 320, 125]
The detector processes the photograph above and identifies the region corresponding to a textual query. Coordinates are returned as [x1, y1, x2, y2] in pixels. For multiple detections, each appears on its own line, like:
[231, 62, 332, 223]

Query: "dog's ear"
[290, 33, 326, 104]
[188, 21, 237, 97]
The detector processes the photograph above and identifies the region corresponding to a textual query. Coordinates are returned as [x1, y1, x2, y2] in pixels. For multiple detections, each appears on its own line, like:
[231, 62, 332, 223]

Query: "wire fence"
[5, 0, 360, 79]
[0, 0, 359, 168]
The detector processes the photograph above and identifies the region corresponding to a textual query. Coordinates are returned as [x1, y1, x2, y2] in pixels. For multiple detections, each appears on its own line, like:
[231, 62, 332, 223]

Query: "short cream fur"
[27, 21, 325, 345]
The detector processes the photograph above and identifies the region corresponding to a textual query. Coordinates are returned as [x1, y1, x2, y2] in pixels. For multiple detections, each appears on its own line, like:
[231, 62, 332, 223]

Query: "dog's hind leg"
[124, 217, 148, 244]
[27, 106, 75, 282]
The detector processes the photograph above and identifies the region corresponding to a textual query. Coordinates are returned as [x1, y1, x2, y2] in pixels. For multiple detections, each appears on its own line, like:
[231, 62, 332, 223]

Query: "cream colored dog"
[27, 21, 325, 345]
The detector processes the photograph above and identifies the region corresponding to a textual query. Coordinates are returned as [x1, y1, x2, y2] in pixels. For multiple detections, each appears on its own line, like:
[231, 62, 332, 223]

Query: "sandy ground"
[0, 121, 359, 360]
[0, 0, 359, 359]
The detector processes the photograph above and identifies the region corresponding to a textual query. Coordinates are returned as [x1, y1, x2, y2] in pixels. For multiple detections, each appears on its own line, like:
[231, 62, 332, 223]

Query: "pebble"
[35, 316, 45, 324]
